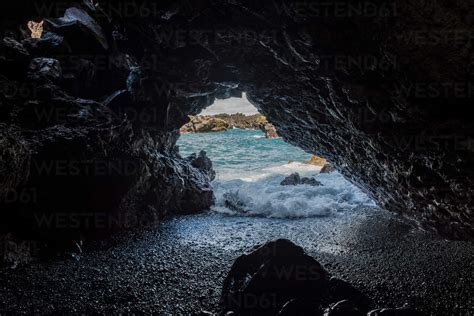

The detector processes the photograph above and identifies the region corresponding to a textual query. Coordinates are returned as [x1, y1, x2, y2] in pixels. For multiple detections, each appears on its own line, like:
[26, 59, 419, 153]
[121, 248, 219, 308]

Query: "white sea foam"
[178, 129, 376, 218]
[212, 162, 375, 218]
[216, 162, 321, 182]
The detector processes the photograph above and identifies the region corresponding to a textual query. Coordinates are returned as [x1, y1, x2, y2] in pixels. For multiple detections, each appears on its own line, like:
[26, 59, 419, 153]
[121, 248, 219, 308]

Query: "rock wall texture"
[0, 0, 473, 239]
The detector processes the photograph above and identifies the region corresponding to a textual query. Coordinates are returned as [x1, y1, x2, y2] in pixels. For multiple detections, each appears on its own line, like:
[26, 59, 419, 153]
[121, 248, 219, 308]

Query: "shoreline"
[0, 209, 472, 315]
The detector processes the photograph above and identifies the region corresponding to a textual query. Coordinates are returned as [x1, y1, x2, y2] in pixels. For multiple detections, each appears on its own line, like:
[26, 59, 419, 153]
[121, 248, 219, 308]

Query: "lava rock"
[327, 278, 369, 310]
[320, 164, 336, 174]
[60, 57, 98, 97]
[278, 298, 322, 316]
[221, 239, 329, 315]
[103, 90, 131, 110]
[189, 150, 216, 181]
[323, 300, 363, 316]
[45, 7, 109, 51]
[281, 173, 322, 186]
[1, 37, 30, 61]
[0, 0, 472, 250]
[223, 191, 248, 214]
[367, 307, 424, 316]
[28, 58, 62, 81]
[0, 37, 30, 77]
[194, 312, 215, 316]
[22, 32, 65, 56]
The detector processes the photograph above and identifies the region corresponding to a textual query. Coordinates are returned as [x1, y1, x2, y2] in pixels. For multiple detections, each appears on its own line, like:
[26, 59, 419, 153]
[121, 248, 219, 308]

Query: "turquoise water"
[178, 129, 375, 217]
[178, 129, 314, 180]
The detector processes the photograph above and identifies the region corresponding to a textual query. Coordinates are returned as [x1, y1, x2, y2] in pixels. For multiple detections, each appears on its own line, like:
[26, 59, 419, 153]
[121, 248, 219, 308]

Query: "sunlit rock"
[27, 21, 43, 39]
[306, 156, 328, 167]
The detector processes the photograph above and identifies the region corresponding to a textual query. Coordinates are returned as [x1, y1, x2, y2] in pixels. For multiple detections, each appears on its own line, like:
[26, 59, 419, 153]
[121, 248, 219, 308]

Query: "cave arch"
[0, 0, 472, 239]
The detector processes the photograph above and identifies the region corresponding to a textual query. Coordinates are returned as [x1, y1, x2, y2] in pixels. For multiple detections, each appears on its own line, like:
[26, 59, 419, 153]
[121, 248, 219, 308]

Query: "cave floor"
[0, 208, 473, 315]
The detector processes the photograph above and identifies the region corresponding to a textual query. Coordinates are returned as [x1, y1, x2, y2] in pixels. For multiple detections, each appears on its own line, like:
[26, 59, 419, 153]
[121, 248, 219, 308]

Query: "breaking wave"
[212, 162, 375, 218]
[178, 128, 375, 218]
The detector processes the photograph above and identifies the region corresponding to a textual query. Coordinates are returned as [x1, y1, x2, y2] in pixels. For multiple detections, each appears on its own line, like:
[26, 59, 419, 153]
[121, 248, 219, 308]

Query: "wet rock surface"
[220, 239, 369, 315]
[189, 150, 217, 182]
[281, 173, 322, 186]
[220, 239, 423, 315]
[0, 24, 215, 245]
[223, 191, 250, 215]
[320, 164, 336, 174]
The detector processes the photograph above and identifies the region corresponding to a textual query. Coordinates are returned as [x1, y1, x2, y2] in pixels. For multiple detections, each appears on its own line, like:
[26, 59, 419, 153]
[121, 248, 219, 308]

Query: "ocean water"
[178, 129, 375, 217]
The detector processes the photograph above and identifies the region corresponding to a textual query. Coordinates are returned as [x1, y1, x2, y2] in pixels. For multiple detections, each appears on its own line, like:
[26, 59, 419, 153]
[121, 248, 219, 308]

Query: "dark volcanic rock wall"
[0, 1, 216, 242]
[1, 0, 473, 239]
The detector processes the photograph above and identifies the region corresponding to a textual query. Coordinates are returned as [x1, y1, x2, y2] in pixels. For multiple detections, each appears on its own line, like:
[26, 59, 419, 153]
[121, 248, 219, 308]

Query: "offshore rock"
[213, 113, 267, 130]
[223, 191, 249, 214]
[320, 164, 336, 174]
[306, 156, 328, 167]
[281, 173, 322, 186]
[181, 115, 230, 133]
[180, 114, 279, 136]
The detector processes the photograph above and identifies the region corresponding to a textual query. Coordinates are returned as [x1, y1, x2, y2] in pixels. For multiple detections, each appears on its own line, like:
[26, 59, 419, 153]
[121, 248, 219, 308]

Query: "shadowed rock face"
[221, 239, 373, 315]
[1, 0, 473, 239]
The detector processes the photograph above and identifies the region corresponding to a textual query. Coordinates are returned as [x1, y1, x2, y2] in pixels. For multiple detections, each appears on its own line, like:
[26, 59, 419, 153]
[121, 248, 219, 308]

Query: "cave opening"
[1, 0, 473, 314]
[177, 94, 376, 219]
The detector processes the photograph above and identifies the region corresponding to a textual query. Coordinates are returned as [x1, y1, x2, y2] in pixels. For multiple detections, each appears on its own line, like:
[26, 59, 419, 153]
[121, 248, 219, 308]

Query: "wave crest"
[212, 168, 375, 218]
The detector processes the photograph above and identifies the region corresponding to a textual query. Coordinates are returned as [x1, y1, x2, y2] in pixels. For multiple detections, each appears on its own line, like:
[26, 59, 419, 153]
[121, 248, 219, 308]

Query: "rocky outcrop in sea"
[180, 115, 230, 133]
[280, 173, 322, 186]
[180, 114, 280, 138]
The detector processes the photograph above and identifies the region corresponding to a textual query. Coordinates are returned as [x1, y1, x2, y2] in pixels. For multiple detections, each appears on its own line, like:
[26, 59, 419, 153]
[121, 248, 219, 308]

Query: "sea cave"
[0, 0, 473, 315]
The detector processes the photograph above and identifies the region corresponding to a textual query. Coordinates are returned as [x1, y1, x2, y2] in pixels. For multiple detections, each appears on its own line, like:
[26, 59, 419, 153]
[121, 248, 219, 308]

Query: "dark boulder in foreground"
[281, 173, 322, 186]
[0, 3, 219, 250]
[221, 239, 329, 315]
[221, 240, 422, 316]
